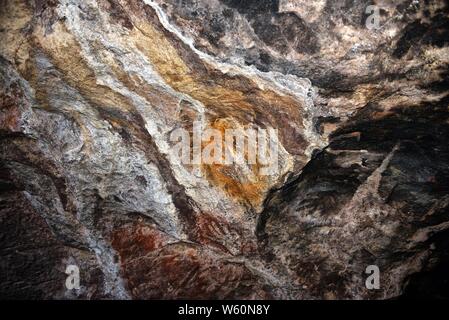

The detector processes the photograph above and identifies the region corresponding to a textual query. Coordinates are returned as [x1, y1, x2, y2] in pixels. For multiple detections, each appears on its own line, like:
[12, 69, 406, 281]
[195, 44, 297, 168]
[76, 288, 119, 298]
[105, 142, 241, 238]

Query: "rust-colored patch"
[111, 221, 170, 261]
[203, 164, 267, 207]
[128, 4, 308, 155]
[0, 93, 23, 132]
[113, 239, 271, 299]
[192, 212, 243, 253]
[200, 119, 270, 207]
[24, 0, 308, 208]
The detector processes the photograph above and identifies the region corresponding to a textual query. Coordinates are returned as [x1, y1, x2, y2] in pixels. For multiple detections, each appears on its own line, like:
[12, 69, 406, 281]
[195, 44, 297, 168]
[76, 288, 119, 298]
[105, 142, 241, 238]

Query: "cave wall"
[1, 0, 448, 299]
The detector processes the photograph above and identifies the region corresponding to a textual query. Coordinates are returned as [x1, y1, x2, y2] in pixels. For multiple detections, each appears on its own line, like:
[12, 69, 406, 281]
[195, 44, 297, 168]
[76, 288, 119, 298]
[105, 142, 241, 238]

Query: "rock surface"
[0, 0, 448, 299]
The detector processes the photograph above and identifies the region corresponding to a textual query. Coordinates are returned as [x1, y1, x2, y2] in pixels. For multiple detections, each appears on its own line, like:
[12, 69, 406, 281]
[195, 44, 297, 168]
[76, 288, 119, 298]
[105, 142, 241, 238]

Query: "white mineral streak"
[55, 0, 240, 220]
[145, 0, 328, 156]
[53, 0, 297, 222]
[145, 0, 305, 95]
[42, 1, 328, 300]
[343, 143, 400, 219]
[6, 60, 132, 299]
[83, 231, 131, 299]
[46, 3, 327, 299]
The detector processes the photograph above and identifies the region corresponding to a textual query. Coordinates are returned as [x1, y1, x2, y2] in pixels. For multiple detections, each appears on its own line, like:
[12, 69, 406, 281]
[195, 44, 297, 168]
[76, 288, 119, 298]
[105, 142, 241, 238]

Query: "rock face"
[0, 0, 448, 299]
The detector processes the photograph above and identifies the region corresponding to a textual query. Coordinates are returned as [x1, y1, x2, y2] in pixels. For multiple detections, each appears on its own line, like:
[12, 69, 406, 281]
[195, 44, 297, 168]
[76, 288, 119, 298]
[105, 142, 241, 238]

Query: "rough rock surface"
[0, 0, 448, 299]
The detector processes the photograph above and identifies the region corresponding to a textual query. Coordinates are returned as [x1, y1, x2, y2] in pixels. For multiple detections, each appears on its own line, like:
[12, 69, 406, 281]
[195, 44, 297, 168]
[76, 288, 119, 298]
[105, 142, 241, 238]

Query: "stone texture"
[0, 0, 448, 299]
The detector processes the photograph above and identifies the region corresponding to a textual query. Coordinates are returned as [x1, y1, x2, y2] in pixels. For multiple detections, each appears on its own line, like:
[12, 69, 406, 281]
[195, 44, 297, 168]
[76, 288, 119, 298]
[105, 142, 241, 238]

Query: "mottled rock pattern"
[0, 0, 448, 299]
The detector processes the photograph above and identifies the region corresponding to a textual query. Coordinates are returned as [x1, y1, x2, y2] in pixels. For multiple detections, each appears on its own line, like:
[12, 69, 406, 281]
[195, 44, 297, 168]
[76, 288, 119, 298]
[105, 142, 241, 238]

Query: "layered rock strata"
[1, 0, 448, 299]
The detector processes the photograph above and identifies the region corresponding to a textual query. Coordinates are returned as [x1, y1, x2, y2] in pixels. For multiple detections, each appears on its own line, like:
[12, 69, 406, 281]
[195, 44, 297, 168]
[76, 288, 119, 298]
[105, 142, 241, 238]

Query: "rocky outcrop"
[1, 0, 448, 299]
